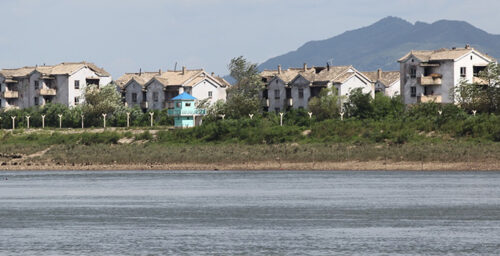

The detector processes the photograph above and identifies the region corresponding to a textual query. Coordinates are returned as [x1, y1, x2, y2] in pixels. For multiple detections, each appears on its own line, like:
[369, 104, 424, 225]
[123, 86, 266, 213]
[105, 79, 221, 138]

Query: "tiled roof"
[0, 62, 111, 79]
[116, 68, 226, 89]
[362, 70, 400, 87]
[398, 47, 496, 62]
[260, 67, 314, 84]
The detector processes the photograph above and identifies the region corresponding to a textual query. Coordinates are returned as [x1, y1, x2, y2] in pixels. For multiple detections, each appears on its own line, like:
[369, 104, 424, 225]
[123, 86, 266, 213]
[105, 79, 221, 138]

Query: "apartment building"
[0, 62, 112, 109]
[398, 45, 496, 104]
[116, 67, 230, 110]
[260, 64, 374, 112]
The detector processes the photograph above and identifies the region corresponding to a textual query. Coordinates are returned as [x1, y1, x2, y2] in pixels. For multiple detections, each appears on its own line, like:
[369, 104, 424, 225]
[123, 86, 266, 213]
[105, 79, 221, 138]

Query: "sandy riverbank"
[1, 160, 499, 171]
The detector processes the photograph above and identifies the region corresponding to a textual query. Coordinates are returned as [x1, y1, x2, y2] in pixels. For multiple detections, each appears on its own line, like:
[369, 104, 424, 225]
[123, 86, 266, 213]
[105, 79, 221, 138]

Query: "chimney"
[278, 65, 282, 74]
[377, 68, 382, 80]
[465, 44, 471, 49]
[327, 62, 330, 71]
[159, 69, 162, 75]
[303, 63, 307, 71]
[139, 68, 142, 76]
[211, 72, 215, 76]
[182, 66, 186, 75]
[452, 47, 456, 50]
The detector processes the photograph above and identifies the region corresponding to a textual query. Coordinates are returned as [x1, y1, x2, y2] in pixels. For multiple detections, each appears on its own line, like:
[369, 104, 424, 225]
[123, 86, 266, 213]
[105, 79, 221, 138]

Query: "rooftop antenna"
[174, 62, 178, 72]
[327, 58, 334, 66]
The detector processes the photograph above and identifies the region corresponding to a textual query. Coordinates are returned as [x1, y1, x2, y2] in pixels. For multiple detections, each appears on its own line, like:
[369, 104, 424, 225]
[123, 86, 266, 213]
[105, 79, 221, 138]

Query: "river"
[0, 170, 499, 255]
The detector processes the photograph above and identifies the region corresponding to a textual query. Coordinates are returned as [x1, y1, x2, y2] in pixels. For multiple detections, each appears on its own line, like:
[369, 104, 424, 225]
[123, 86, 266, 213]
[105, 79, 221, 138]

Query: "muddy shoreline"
[1, 160, 499, 171]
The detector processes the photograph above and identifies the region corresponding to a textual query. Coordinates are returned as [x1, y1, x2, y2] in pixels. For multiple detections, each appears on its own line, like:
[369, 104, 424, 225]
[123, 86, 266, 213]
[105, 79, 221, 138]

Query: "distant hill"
[257, 16, 500, 72]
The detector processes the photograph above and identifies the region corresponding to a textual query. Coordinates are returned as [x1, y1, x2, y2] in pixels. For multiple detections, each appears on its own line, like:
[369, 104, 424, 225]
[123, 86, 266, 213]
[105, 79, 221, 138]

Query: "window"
[274, 89, 280, 99]
[176, 102, 181, 108]
[298, 88, 304, 99]
[460, 67, 467, 77]
[153, 92, 159, 102]
[34, 97, 39, 106]
[410, 86, 416, 97]
[409, 67, 416, 78]
[74, 80, 80, 89]
[132, 93, 137, 103]
[275, 107, 280, 113]
[74, 97, 80, 105]
[34, 81, 39, 90]
[185, 102, 191, 107]
[208, 91, 213, 98]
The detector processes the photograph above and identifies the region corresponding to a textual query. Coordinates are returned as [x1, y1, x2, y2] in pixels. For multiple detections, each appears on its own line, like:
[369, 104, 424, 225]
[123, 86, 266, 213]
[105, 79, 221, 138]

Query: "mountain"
[258, 16, 500, 72]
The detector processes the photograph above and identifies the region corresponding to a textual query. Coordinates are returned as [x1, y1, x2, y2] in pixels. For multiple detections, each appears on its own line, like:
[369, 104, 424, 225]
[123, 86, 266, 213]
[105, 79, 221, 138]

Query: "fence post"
[58, 114, 63, 128]
[11, 116, 16, 130]
[472, 110, 477, 116]
[102, 113, 107, 128]
[149, 112, 154, 127]
[26, 116, 30, 129]
[438, 110, 442, 116]
[81, 115, 84, 129]
[279, 112, 284, 126]
[308, 112, 313, 119]
[249, 114, 254, 119]
[41, 115, 46, 128]
[126, 112, 131, 128]
[340, 111, 345, 121]
[220, 114, 225, 120]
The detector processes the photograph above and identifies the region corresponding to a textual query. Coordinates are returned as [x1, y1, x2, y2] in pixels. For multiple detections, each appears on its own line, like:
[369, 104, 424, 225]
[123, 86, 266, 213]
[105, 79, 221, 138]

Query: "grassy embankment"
[1, 115, 499, 170]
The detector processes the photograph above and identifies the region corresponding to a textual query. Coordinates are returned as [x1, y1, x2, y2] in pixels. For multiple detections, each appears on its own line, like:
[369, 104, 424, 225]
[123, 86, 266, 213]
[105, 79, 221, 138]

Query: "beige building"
[362, 69, 400, 97]
[261, 64, 374, 112]
[398, 45, 496, 104]
[0, 62, 112, 109]
[116, 67, 230, 110]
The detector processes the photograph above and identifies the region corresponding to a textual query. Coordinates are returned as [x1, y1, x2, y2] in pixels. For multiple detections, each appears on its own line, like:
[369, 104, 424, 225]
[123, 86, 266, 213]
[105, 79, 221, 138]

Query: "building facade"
[362, 69, 400, 97]
[398, 45, 496, 104]
[116, 67, 230, 111]
[0, 62, 112, 109]
[260, 64, 374, 112]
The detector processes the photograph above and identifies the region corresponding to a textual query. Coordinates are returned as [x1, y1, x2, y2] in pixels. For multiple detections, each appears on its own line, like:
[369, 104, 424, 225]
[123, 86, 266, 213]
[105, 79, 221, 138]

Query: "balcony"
[140, 101, 148, 109]
[37, 88, 57, 96]
[2, 91, 19, 98]
[417, 95, 442, 103]
[168, 109, 206, 116]
[418, 75, 442, 86]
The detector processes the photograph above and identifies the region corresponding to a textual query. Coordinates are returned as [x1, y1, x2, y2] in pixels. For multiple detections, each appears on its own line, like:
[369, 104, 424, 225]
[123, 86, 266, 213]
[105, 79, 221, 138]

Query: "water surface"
[0, 170, 499, 255]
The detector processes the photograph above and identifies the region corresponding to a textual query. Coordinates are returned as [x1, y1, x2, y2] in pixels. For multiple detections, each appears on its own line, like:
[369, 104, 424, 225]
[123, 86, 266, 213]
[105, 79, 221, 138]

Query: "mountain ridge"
[257, 16, 500, 72]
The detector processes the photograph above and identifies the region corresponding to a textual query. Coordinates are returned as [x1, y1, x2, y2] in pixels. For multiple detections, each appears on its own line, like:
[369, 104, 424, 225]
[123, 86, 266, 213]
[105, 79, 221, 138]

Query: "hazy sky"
[1, 0, 499, 78]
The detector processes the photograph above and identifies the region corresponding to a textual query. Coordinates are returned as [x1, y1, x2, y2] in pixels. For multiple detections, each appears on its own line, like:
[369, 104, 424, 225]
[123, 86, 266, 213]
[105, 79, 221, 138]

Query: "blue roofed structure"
[171, 92, 197, 101]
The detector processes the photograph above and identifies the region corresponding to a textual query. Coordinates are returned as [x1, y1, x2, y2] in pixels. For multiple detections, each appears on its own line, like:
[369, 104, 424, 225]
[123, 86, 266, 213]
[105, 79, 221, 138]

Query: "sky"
[0, 0, 499, 78]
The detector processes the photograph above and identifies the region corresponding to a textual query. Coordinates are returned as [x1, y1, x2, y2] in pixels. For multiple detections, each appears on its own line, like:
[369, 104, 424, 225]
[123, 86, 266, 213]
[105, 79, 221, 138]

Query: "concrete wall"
[385, 80, 401, 97]
[191, 78, 226, 105]
[124, 81, 144, 108]
[267, 78, 287, 112]
[290, 76, 311, 109]
[338, 74, 374, 98]
[146, 80, 166, 110]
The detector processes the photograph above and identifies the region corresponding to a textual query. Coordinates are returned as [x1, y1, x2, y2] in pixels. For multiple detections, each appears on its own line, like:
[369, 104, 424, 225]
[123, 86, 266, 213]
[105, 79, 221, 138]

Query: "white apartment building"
[260, 64, 374, 112]
[0, 62, 112, 109]
[398, 45, 496, 104]
[116, 67, 230, 110]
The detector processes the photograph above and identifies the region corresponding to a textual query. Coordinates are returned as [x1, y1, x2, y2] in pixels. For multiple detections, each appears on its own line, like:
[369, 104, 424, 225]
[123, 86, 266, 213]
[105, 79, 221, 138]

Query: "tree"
[82, 83, 126, 126]
[344, 88, 373, 119]
[224, 56, 264, 118]
[455, 63, 500, 114]
[308, 87, 343, 120]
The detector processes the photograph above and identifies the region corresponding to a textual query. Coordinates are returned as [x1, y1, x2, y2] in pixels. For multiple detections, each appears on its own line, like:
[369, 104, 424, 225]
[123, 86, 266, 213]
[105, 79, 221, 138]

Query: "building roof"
[398, 46, 496, 63]
[260, 67, 314, 84]
[116, 68, 226, 90]
[0, 62, 111, 79]
[362, 70, 400, 87]
[172, 92, 197, 101]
